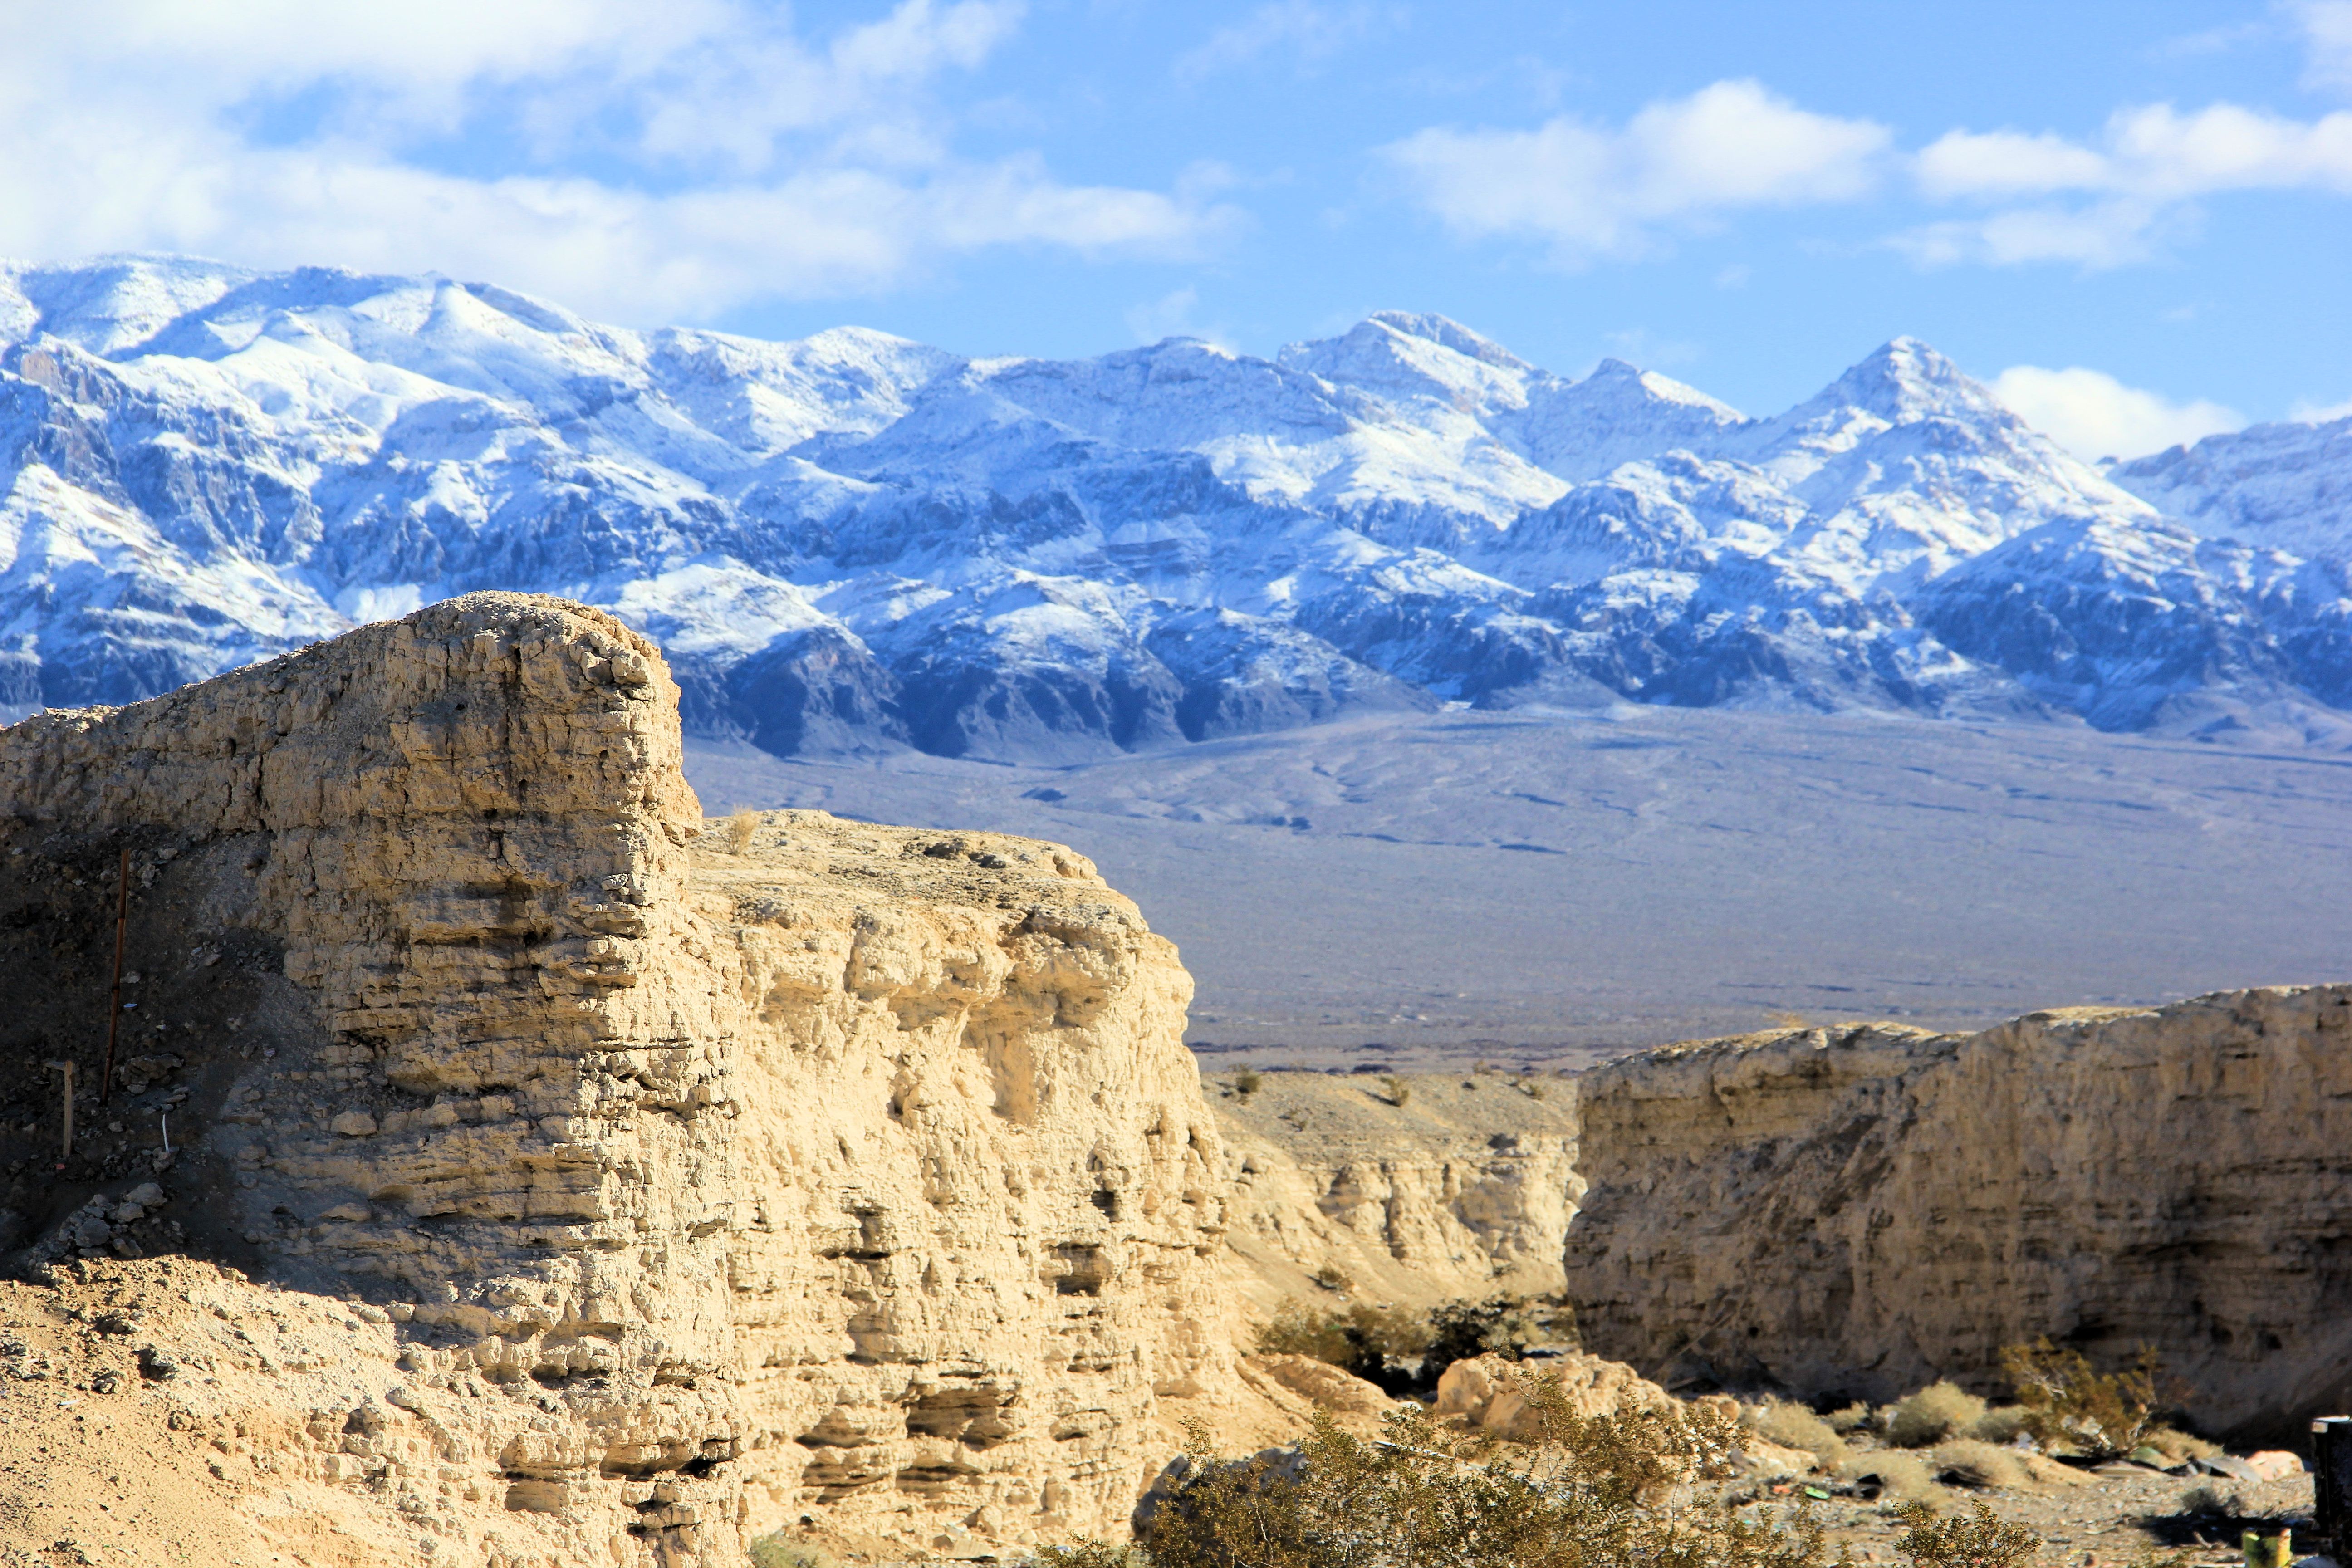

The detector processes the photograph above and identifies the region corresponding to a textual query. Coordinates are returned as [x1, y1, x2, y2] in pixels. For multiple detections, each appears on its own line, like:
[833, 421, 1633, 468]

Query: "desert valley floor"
[686, 703, 2352, 1067]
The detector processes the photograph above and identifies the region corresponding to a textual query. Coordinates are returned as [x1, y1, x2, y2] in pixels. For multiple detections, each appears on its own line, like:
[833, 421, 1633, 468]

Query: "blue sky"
[6, 1, 2351, 457]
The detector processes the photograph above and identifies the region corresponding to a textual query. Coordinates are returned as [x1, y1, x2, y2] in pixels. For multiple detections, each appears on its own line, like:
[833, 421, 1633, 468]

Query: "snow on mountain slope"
[2, 253, 2346, 759]
[2110, 415, 2352, 564]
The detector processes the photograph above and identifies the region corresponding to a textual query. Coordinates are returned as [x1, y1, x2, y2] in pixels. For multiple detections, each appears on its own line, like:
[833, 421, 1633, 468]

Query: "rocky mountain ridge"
[8, 254, 2352, 759]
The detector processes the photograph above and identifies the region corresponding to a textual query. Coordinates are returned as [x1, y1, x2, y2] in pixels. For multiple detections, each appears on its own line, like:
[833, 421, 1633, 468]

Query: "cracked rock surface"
[0, 593, 1235, 1564]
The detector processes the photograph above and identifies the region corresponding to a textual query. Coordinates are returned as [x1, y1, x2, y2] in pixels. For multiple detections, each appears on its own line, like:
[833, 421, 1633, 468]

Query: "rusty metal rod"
[100, 845, 127, 1105]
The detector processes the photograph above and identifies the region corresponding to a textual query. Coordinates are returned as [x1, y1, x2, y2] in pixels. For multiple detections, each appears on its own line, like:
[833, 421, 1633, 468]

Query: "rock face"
[1205, 1071, 1583, 1311]
[1563, 989, 2352, 1441]
[0, 593, 1232, 1563]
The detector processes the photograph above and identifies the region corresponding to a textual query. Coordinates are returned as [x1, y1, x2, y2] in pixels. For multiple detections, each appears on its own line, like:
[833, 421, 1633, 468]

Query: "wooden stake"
[45, 1059, 74, 1161]
[100, 845, 127, 1105]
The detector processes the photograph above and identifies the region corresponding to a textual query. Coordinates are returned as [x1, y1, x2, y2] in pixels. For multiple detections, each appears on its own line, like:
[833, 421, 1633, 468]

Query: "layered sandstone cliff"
[1564, 988, 2352, 1441]
[0, 594, 1235, 1564]
[1207, 1071, 1582, 1312]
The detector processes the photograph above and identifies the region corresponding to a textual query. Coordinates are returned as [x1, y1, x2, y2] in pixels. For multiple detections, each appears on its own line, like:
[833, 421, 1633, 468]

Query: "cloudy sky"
[6, 0, 2350, 459]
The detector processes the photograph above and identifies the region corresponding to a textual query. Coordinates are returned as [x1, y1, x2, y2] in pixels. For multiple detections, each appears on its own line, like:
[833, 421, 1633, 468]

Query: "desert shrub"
[1835, 1451, 1938, 1501]
[1379, 1074, 1410, 1107]
[1927, 1440, 2034, 1492]
[2176, 1483, 2240, 1518]
[1888, 1383, 1989, 1449]
[1966, 1407, 2031, 1445]
[1234, 1070, 1263, 1098]
[2139, 1425, 2219, 1463]
[1259, 1294, 1578, 1394]
[748, 1534, 837, 1568]
[1825, 1403, 1875, 1436]
[1036, 1549, 1138, 1568]
[1423, 1294, 1579, 1374]
[1890, 1499, 2040, 1568]
[725, 810, 760, 853]
[1052, 1381, 1846, 1568]
[1744, 1399, 1848, 1467]
[1312, 1263, 1356, 1294]
[1255, 1301, 1432, 1388]
[1999, 1340, 2162, 1459]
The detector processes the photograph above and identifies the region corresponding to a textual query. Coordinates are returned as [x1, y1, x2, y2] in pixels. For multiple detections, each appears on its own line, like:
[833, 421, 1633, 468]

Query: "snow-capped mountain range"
[5, 254, 2349, 759]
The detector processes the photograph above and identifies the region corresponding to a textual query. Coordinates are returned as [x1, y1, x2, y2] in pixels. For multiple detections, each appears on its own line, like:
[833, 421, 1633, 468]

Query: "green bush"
[748, 1534, 837, 1568]
[1045, 1380, 1843, 1568]
[1256, 1293, 1577, 1395]
[1824, 1403, 1875, 1436]
[1890, 1499, 2040, 1568]
[1998, 1340, 2163, 1460]
[1887, 1383, 1988, 1449]
[1422, 1294, 1579, 1375]
[1235, 1069, 1264, 1098]
[1255, 1300, 1432, 1388]
[1965, 1406, 2031, 1445]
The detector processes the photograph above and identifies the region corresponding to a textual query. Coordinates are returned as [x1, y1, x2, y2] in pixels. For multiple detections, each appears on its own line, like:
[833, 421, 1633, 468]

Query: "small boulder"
[330, 1112, 379, 1138]
[2247, 1451, 2308, 1482]
[2199, 1454, 2264, 1483]
[1433, 1351, 1674, 1443]
[1727, 1437, 1816, 1480]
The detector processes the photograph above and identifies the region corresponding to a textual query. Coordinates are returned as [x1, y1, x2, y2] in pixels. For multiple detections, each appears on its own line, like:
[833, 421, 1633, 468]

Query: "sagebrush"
[1999, 1340, 2164, 1459]
[1889, 1499, 2039, 1568]
[1254, 1293, 1577, 1393]
[1886, 1382, 1985, 1449]
[1044, 1377, 1834, 1568]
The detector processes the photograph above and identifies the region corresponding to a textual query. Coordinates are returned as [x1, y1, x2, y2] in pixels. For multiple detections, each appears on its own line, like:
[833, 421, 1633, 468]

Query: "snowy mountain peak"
[1575, 357, 1746, 419]
[4, 254, 2345, 755]
[1818, 336, 2013, 426]
[0, 253, 253, 356]
[2110, 412, 2352, 562]
[1361, 310, 1534, 372]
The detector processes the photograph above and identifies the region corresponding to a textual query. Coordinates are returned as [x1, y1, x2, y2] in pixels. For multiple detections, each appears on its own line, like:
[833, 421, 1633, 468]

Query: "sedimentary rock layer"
[0, 593, 1232, 1564]
[1564, 989, 2352, 1441]
[1206, 1070, 1582, 1310]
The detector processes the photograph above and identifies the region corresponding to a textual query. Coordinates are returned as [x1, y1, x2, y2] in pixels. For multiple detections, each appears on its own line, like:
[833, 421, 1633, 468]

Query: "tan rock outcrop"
[0, 593, 1234, 1564]
[1431, 1351, 1671, 1442]
[1208, 1071, 1582, 1313]
[1563, 988, 2352, 1441]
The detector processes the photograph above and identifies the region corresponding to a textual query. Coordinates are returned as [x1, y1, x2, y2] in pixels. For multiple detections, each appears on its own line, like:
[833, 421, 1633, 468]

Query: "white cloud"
[1889, 200, 2174, 268]
[1126, 287, 1203, 343]
[2293, 0, 2352, 92]
[1381, 80, 1889, 260]
[2292, 394, 2352, 424]
[1916, 104, 2352, 200]
[0, 0, 1233, 322]
[1902, 101, 2352, 265]
[1176, 2, 1397, 81]
[1991, 364, 2244, 461]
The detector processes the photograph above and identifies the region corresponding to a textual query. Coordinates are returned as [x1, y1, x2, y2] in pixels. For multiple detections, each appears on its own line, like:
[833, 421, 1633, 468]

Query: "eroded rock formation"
[0, 594, 1233, 1563]
[1564, 989, 2352, 1441]
[1207, 1070, 1583, 1312]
